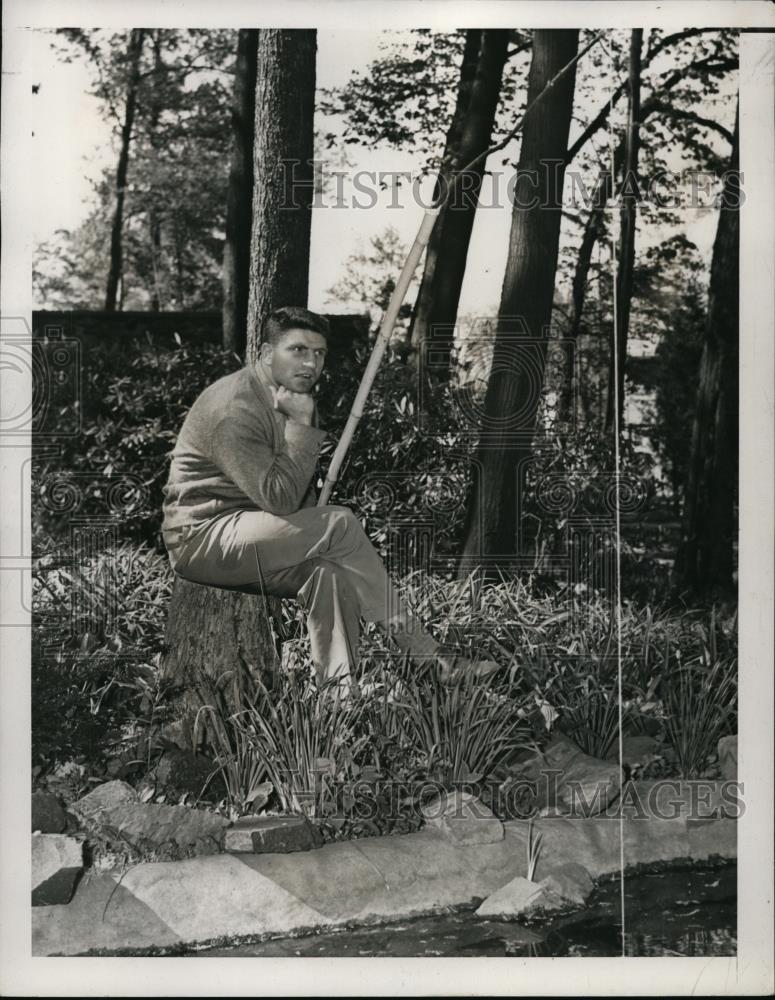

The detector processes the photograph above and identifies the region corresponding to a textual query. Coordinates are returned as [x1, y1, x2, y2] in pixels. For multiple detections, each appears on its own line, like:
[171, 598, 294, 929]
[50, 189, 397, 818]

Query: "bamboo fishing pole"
[318, 30, 605, 506]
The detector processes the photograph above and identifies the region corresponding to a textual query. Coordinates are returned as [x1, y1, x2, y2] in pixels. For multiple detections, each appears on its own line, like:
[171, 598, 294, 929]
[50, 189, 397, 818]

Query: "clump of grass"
[661, 647, 737, 779]
[224, 666, 370, 819]
[526, 816, 543, 881]
[383, 658, 535, 788]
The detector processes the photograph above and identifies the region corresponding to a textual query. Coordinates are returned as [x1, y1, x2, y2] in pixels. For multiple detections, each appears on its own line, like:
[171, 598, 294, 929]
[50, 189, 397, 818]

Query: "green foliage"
[35, 29, 236, 310]
[34, 339, 241, 546]
[315, 341, 475, 562]
[319, 29, 530, 171]
[385, 661, 534, 788]
[32, 541, 173, 771]
[32, 532, 738, 810]
[222, 669, 369, 819]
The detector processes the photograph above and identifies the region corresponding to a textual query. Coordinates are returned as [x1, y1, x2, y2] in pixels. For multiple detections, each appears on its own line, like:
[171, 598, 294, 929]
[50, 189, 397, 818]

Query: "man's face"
[260, 328, 328, 393]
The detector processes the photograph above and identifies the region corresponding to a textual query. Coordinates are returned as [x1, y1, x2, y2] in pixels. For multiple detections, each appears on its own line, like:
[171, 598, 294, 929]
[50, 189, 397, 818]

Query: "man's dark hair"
[261, 306, 330, 347]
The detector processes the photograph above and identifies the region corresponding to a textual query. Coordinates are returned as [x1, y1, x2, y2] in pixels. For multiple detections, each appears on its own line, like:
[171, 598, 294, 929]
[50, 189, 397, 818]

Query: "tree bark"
[148, 31, 164, 312]
[105, 29, 145, 312]
[246, 29, 317, 365]
[558, 142, 625, 423]
[159, 578, 282, 751]
[675, 108, 739, 598]
[460, 30, 579, 570]
[604, 29, 642, 433]
[222, 29, 259, 356]
[407, 29, 510, 375]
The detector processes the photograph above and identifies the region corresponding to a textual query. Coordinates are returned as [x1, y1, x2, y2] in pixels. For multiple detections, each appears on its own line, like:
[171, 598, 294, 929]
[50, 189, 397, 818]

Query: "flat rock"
[226, 815, 323, 855]
[77, 801, 229, 859]
[687, 817, 737, 860]
[32, 791, 67, 833]
[475, 875, 543, 918]
[421, 791, 504, 845]
[619, 779, 740, 820]
[717, 735, 737, 781]
[32, 834, 83, 906]
[509, 733, 621, 816]
[72, 780, 137, 818]
[538, 862, 594, 906]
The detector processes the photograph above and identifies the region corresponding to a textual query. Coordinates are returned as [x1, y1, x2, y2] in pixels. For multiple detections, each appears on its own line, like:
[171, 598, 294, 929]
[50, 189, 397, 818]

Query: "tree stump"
[157, 576, 282, 752]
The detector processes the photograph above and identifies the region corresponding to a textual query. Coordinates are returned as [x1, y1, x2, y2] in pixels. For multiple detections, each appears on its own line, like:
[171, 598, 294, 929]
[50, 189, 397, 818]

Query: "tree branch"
[566, 49, 736, 165]
[646, 102, 735, 144]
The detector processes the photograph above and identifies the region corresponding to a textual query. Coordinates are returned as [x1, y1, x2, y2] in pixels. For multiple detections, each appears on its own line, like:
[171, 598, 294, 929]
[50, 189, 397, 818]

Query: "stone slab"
[687, 818, 737, 861]
[115, 854, 331, 941]
[31, 812, 738, 954]
[504, 814, 691, 879]
[32, 834, 83, 906]
[225, 815, 323, 854]
[539, 862, 594, 906]
[33, 873, 182, 956]
[615, 779, 741, 821]
[509, 732, 622, 815]
[236, 840, 386, 920]
[421, 791, 504, 845]
[475, 875, 542, 918]
[71, 780, 137, 817]
[76, 802, 229, 858]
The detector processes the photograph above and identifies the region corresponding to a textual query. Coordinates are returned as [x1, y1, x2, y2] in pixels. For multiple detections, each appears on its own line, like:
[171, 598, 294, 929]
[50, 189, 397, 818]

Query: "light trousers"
[164, 505, 435, 684]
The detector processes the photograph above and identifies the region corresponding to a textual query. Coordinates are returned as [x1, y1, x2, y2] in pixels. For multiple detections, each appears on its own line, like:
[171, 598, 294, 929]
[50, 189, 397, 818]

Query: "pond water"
[194, 863, 736, 958]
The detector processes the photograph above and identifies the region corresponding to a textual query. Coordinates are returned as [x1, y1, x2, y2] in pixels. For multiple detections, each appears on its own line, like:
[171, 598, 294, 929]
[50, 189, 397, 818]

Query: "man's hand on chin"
[269, 384, 315, 426]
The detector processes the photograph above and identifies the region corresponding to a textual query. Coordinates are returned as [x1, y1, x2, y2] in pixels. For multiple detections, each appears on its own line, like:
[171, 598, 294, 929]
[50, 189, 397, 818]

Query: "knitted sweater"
[161, 364, 327, 530]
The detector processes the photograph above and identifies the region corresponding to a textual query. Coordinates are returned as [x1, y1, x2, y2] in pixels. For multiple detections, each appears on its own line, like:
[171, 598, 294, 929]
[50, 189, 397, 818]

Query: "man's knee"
[298, 557, 357, 608]
[320, 505, 364, 544]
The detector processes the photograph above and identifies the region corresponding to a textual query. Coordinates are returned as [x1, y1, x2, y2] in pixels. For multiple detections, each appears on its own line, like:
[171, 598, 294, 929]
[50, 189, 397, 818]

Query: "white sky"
[29, 27, 727, 316]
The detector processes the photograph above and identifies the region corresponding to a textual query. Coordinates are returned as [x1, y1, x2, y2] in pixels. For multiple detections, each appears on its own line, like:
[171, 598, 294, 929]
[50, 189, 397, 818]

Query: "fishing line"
[602, 31, 628, 959]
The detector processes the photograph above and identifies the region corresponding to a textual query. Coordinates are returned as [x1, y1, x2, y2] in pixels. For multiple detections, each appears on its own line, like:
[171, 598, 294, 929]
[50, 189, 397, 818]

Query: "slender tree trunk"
[408, 29, 510, 375]
[604, 29, 642, 433]
[105, 28, 145, 312]
[160, 29, 318, 753]
[560, 76, 689, 425]
[246, 29, 317, 364]
[460, 30, 579, 569]
[675, 108, 739, 597]
[558, 143, 625, 422]
[223, 29, 259, 356]
[148, 31, 164, 312]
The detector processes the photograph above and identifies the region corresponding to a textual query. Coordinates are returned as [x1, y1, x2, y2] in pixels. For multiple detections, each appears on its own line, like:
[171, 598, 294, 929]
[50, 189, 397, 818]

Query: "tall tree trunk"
[105, 28, 145, 312]
[223, 29, 259, 356]
[148, 31, 164, 312]
[675, 108, 739, 598]
[460, 30, 579, 570]
[246, 29, 317, 365]
[408, 29, 510, 375]
[558, 143, 625, 423]
[604, 29, 642, 433]
[160, 29, 318, 754]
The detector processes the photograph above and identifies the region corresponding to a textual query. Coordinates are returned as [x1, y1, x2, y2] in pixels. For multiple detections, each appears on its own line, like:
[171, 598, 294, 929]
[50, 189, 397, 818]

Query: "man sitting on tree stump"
[161, 306, 499, 690]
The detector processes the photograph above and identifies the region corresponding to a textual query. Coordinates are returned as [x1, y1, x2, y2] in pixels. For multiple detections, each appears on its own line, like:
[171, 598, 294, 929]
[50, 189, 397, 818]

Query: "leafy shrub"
[32, 540, 173, 771]
[34, 337, 241, 546]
